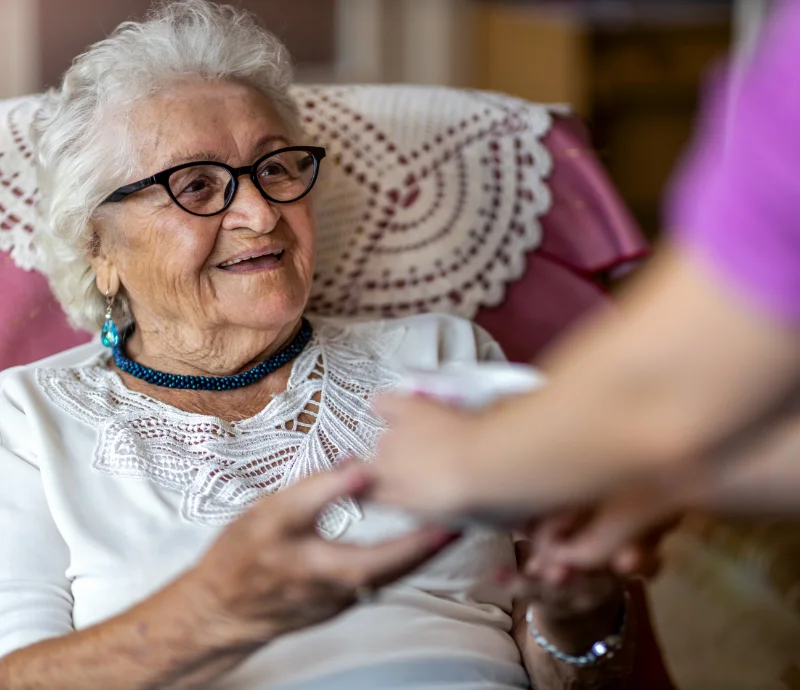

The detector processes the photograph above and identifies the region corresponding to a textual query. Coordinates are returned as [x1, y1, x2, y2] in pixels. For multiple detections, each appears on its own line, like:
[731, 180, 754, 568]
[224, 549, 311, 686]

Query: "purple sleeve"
[667, 0, 800, 324]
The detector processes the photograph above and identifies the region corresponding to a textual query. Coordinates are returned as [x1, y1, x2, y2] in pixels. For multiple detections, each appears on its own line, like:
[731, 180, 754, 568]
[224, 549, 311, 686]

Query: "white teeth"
[219, 250, 281, 268]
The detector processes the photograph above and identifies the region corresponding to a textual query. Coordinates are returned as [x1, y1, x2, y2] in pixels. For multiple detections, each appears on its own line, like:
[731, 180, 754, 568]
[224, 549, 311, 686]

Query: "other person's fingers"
[372, 392, 425, 424]
[372, 393, 464, 433]
[546, 492, 681, 571]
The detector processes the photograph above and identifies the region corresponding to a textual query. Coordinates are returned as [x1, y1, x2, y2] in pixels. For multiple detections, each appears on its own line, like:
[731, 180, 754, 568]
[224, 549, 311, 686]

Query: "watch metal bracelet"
[525, 591, 631, 668]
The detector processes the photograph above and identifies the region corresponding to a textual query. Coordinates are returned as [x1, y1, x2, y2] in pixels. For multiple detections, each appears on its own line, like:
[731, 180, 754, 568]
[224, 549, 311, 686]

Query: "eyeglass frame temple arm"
[104, 175, 159, 203]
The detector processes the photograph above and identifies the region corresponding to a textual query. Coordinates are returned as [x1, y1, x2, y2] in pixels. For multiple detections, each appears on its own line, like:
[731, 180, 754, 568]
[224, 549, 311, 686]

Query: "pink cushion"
[0, 251, 91, 368]
[476, 115, 648, 362]
[476, 252, 611, 364]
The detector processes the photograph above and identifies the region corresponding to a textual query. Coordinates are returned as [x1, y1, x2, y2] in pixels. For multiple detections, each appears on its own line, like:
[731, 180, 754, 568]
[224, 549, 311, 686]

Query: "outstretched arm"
[372, 247, 800, 522]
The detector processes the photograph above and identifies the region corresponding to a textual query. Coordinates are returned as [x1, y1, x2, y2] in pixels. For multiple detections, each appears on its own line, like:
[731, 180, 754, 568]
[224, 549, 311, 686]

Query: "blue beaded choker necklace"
[112, 318, 314, 391]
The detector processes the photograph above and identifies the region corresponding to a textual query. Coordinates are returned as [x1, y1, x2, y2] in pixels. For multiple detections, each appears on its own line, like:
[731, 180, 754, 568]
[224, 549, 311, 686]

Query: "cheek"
[116, 213, 218, 290]
[287, 205, 317, 263]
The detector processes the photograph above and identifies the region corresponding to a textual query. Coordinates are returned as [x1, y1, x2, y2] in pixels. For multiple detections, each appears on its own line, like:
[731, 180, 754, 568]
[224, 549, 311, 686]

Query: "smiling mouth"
[217, 250, 285, 272]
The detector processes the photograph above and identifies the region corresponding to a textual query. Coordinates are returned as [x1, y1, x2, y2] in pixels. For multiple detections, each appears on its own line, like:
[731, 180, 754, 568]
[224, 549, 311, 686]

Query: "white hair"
[32, 0, 300, 331]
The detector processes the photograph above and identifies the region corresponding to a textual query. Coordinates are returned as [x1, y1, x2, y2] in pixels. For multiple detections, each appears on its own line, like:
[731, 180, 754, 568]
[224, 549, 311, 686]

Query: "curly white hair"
[32, 0, 300, 331]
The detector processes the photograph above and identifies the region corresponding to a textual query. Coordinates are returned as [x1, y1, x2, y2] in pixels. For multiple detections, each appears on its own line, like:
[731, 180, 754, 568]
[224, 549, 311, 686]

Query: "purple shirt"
[668, 0, 800, 324]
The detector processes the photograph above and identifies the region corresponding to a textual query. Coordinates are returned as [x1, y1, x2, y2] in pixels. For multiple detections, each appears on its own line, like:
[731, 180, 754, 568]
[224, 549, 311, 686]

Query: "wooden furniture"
[472, 1, 731, 237]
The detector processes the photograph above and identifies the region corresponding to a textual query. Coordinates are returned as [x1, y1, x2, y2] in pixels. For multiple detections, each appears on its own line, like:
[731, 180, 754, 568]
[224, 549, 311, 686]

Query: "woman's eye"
[261, 163, 288, 177]
[182, 177, 210, 194]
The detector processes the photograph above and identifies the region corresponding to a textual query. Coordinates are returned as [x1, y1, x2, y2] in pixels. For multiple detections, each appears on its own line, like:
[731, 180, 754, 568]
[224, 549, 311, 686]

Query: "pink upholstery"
[0, 110, 646, 371]
[0, 252, 91, 369]
[475, 114, 648, 363]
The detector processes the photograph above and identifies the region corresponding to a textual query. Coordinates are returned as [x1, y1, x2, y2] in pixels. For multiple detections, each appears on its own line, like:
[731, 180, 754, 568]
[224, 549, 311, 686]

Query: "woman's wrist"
[517, 588, 636, 690]
[446, 407, 531, 522]
[526, 585, 627, 656]
[176, 565, 279, 654]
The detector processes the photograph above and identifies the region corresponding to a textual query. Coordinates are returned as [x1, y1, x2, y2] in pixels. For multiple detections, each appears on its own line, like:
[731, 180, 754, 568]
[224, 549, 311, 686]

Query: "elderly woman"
[0, 2, 641, 689]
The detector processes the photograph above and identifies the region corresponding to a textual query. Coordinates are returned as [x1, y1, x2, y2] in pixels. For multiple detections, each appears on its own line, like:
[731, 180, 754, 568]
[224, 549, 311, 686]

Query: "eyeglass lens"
[167, 149, 316, 215]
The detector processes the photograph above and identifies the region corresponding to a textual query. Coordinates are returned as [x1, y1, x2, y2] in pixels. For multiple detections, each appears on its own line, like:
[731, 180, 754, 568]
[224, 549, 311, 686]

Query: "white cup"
[395, 361, 546, 410]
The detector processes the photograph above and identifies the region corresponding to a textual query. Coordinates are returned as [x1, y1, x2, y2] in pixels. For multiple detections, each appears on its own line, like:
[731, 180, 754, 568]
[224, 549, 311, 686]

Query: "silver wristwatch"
[525, 591, 631, 668]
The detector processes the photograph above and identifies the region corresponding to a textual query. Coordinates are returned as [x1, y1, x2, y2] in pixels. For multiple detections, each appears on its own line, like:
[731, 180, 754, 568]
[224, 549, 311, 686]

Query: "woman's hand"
[510, 538, 627, 656]
[0, 466, 455, 690]
[186, 464, 456, 649]
[509, 535, 637, 690]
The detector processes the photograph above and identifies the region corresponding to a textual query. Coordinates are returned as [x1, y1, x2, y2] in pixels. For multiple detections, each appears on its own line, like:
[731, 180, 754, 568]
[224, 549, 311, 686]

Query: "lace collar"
[36, 318, 404, 539]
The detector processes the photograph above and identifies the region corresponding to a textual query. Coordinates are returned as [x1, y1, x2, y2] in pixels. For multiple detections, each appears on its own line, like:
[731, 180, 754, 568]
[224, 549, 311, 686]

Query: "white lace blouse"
[0, 314, 528, 689]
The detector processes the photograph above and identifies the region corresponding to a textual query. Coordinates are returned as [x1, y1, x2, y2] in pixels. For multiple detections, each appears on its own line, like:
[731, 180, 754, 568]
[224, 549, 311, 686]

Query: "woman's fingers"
[513, 537, 625, 620]
[198, 468, 460, 643]
[265, 464, 372, 533]
[612, 545, 661, 578]
[609, 517, 674, 576]
[508, 568, 621, 616]
[321, 528, 461, 591]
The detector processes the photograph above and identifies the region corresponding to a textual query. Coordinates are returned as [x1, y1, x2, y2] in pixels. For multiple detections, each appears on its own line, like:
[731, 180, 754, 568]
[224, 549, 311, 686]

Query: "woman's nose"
[222, 176, 280, 232]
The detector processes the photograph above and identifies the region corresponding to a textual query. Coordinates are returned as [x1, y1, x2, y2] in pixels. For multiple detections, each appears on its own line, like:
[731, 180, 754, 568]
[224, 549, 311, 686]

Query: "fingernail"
[343, 469, 372, 494]
[493, 567, 513, 585]
[524, 560, 541, 577]
[544, 564, 570, 585]
[428, 529, 462, 549]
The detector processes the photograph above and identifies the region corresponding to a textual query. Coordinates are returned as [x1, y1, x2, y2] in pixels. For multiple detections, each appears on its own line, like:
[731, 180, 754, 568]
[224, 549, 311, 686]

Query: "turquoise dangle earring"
[101, 289, 120, 348]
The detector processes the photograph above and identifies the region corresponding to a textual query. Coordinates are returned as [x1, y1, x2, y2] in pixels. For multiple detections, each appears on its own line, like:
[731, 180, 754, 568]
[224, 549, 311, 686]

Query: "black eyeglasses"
[103, 145, 326, 217]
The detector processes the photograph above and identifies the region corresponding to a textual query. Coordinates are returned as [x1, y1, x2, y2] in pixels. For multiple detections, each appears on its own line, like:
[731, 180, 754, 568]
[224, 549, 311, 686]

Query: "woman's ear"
[87, 217, 121, 297]
[93, 260, 120, 298]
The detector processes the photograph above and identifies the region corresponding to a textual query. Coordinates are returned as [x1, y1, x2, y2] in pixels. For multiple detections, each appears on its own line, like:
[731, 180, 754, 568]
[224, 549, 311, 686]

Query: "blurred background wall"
[37, 0, 338, 86]
[0, 0, 772, 236]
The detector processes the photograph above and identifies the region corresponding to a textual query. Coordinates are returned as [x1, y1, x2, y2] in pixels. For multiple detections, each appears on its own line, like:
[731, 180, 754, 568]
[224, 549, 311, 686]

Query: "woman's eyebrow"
[161, 150, 226, 169]
[159, 135, 289, 170]
[249, 134, 290, 158]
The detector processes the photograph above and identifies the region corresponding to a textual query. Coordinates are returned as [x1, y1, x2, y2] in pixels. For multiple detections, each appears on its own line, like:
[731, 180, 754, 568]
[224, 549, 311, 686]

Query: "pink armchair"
[0, 86, 673, 688]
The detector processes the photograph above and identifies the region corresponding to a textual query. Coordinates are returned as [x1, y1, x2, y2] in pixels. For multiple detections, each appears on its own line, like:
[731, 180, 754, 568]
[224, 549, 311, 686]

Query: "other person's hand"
[369, 393, 498, 521]
[529, 490, 683, 575]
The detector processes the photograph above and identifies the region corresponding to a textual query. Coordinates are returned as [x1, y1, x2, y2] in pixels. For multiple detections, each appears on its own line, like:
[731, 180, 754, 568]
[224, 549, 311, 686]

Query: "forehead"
[129, 81, 289, 172]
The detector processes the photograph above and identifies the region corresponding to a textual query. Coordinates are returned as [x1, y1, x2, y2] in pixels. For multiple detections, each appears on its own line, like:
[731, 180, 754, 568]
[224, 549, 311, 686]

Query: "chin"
[226, 297, 307, 333]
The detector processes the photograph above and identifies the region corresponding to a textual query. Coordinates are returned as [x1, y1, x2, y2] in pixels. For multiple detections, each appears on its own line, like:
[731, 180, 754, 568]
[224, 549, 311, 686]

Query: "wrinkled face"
[92, 81, 316, 341]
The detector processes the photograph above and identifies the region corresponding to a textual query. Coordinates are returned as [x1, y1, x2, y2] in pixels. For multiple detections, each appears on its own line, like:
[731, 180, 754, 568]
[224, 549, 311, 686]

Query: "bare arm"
[474, 246, 800, 510]
[0, 467, 451, 690]
[523, 403, 800, 574]
[681, 407, 800, 516]
[0, 574, 256, 690]
[372, 245, 800, 521]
